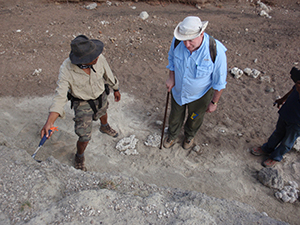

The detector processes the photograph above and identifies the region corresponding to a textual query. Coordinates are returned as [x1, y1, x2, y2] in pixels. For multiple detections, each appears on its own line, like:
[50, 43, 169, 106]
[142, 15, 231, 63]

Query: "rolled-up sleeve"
[212, 41, 227, 91]
[166, 37, 176, 71]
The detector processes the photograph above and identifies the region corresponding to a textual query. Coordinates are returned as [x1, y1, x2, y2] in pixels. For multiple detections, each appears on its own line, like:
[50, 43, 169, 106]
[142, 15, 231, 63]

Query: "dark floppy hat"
[69, 35, 104, 64]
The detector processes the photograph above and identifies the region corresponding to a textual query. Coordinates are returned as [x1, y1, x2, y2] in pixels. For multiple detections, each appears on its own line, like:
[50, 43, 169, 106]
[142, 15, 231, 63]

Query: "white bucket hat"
[174, 16, 208, 41]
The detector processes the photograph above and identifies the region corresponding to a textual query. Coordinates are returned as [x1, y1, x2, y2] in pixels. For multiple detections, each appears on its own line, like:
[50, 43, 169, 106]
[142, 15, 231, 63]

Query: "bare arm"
[274, 87, 294, 108]
[166, 70, 175, 92]
[206, 89, 224, 113]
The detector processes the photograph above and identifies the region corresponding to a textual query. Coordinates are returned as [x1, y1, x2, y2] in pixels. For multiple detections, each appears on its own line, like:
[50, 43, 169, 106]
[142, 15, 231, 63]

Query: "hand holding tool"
[32, 127, 58, 163]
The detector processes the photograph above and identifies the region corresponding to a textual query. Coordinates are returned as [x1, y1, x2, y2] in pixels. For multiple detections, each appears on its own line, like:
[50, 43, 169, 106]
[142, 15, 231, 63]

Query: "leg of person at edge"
[251, 78, 300, 168]
[41, 35, 121, 171]
[163, 16, 227, 150]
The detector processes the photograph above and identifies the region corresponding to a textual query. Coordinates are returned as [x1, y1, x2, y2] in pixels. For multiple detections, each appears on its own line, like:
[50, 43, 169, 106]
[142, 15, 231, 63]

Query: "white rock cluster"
[257, 0, 272, 18]
[144, 133, 161, 148]
[116, 135, 139, 155]
[274, 181, 299, 203]
[230, 67, 261, 79]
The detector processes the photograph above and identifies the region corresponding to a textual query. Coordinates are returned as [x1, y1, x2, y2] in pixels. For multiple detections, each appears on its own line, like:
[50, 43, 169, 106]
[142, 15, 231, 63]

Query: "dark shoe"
[75, 154, 87, 172]
[251, 147, 266, 156]
[183, 138, 194, 150]
[262, 158, 278, 168]
[163, 137, 176, 149]
[100, 124, 118, 137]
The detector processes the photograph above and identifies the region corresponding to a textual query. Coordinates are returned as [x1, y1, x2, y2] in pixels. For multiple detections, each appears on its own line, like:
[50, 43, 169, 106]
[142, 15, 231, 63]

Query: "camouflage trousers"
[73, 92, 108, 142]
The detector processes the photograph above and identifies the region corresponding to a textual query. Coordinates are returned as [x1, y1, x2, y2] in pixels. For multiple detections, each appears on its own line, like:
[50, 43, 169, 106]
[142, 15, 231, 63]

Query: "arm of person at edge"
[274, 80, 300, 108]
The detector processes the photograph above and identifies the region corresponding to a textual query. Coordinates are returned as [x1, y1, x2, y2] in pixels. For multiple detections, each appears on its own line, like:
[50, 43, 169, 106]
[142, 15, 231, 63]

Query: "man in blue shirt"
[251, 80, 300, 167]
[163, 16, 227, 149]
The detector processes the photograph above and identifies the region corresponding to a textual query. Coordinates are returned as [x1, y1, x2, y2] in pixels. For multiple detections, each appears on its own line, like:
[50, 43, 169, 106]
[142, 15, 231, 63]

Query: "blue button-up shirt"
[166, 33, 227, 106]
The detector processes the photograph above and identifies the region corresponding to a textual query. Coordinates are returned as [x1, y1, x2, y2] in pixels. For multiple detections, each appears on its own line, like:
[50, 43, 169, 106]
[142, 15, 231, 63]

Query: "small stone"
[32, 68, 42, 76]
[139, 11, 149, 20]
[250, 69, 260, 78]
[155, 120, 163, 126]
[274, 191, 282, 199]
[243, 68, 252, 76]
[281, 194, 291, 203]
[193, 145, 201, 153]
[260, 76, 271, 83]
[288, 181, 299, 189]
[85, 3, 97, 10]
[265, 87, 274, 93]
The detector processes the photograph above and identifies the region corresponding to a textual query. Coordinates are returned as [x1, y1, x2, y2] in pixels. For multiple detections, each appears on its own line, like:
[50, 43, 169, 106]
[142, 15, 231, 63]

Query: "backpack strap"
[174, 38, 181, 49]
[208, 35, 217, 63]
[173, 35, 217, 63]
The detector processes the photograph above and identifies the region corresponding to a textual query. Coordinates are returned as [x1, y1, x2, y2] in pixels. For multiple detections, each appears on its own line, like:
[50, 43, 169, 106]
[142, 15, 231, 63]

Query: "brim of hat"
[174, 21, 208, 41]
[69, 39, 104, 65]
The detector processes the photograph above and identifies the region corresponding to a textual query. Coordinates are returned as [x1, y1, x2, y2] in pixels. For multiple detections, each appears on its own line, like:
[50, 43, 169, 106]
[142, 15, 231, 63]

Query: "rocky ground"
[0, 0, 300, 224]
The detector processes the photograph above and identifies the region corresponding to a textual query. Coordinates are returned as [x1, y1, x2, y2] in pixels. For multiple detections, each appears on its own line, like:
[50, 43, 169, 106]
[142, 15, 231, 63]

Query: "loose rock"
[144, 133, 161, 148]
[116, 135, 139, 155]
[230, 67, 243, 79]
[258, 167, 284, 190]
[274, 181, 299, 203]
[139, 11, 149, 20]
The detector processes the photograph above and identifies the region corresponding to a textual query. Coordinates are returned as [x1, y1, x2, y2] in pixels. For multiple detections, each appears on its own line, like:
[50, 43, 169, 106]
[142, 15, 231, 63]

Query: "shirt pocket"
[195, 62, 213, 78]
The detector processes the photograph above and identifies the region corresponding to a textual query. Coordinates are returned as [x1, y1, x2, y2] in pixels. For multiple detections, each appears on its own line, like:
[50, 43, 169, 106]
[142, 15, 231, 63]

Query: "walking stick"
[159, 91, 170, 149]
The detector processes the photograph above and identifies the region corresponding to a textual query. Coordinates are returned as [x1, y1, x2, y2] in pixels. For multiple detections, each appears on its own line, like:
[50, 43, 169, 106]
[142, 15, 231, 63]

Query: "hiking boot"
[163, 137, 176, 149]
[75, 154, 87, 172]
[100, 124, 118, 137]
[251, 147, 266, 156]
[183, 137, 194, 150]
[262, 158, 278, 168]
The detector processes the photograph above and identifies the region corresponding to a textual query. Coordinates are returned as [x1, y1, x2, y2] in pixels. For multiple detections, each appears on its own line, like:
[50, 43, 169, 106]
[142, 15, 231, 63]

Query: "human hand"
[41, 112, 59, 139]
[41, 123, 54, 139]
[114, 90, 121, 102]
[166, 77, 175, 92]
[273, 98, 285, 108]
[206, 102, 217, 113]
